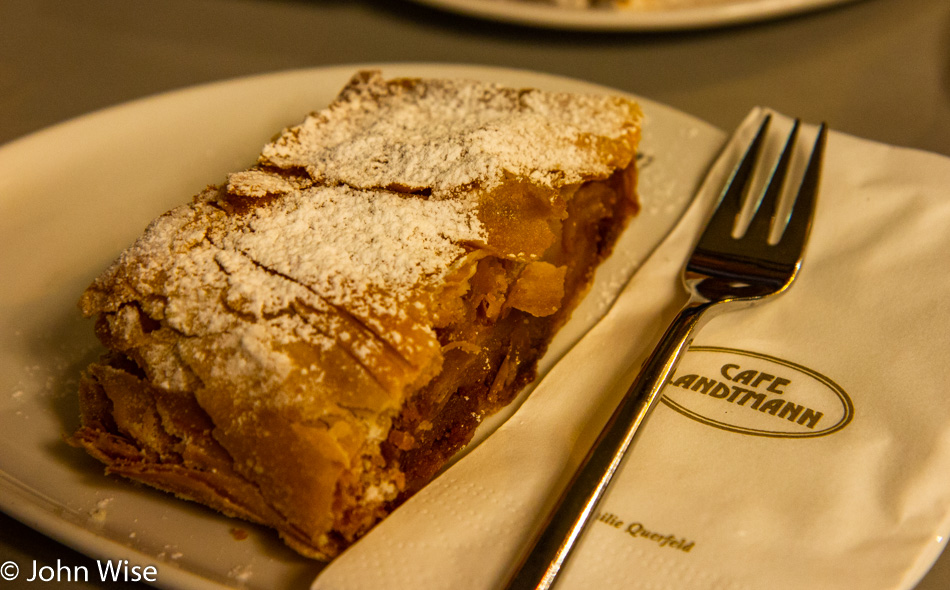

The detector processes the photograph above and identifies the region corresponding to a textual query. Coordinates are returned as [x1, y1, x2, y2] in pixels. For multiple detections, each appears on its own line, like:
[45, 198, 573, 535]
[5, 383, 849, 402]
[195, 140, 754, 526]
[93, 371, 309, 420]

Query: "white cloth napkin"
[312, 109, 950, 590]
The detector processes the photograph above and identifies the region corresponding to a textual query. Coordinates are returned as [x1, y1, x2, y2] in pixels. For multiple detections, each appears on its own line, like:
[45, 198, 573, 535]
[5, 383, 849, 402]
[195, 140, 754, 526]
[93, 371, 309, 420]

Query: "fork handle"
[503, 298, 719, 590]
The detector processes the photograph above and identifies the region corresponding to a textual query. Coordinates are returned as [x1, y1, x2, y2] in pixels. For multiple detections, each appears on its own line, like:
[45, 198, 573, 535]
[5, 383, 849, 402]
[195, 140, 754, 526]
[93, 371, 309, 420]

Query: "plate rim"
[406, 0, 862, 31]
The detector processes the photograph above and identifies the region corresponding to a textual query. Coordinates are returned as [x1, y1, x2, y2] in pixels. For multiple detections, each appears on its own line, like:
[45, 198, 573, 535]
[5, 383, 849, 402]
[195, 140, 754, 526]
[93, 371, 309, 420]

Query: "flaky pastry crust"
[71, 70, 642, 559]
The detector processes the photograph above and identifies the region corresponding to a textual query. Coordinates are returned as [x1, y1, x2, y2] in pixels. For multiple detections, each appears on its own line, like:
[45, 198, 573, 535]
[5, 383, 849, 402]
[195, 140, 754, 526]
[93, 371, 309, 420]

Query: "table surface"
[1, 0, 948, 588]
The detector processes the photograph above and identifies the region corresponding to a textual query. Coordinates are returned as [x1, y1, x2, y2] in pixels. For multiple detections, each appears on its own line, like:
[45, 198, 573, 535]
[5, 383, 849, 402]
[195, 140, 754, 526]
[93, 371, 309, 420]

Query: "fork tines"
[700, 114, 828, 265]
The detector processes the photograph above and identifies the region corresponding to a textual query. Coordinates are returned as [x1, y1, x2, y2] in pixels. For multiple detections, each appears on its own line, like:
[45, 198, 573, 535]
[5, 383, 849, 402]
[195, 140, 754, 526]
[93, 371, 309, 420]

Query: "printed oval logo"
[661, 347, 853, 438]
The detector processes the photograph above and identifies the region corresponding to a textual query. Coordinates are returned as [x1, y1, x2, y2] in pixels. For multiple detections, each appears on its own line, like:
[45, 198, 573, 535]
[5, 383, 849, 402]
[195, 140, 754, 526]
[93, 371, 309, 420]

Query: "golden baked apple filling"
[70, 71, 642, 559]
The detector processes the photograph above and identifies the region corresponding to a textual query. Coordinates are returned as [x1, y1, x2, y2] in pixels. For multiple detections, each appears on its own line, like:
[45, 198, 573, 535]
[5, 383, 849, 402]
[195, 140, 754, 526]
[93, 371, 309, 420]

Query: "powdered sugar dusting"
[226, 184, 484, 314]
[260, 71, 641, 196]
[84, 183, 483, 400]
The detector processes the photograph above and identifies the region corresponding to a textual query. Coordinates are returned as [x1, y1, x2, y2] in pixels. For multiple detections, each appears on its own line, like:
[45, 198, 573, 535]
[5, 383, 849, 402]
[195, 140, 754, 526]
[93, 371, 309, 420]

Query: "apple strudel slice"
[70, 70, 642, 559]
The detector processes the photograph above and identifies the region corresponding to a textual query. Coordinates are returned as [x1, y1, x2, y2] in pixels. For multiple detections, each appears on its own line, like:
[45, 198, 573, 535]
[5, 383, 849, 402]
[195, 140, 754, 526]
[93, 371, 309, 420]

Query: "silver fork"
[503, 114, 828, 590]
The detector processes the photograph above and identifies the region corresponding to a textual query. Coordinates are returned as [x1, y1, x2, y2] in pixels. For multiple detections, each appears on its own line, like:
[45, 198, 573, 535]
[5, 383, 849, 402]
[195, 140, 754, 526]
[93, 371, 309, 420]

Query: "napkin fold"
[313, 109, 950, 590]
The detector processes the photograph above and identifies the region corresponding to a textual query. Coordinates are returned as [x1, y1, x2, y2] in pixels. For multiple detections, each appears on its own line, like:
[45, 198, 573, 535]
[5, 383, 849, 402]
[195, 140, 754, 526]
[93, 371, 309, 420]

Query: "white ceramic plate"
[408, 0, 860, 31]
[0, 64, 724, 589]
